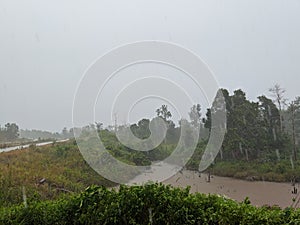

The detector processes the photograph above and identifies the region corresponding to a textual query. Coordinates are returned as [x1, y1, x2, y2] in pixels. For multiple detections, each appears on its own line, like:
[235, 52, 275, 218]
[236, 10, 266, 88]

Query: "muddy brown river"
[163, 170, 299, 208]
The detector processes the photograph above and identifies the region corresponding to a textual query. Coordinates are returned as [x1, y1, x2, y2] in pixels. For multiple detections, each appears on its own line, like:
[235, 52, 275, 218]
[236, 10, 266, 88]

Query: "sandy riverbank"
[163, 170, 299, 208]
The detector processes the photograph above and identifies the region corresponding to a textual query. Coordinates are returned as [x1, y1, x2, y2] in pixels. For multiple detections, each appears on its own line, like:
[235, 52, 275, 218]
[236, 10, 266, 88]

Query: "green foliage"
[156, 104, 172, 122]
[210, 160, 300, 182]
[203, 89, 293, 162]
[1, 183, 300, 224]
[130, 119, 151, 140]
[186, 140, 206, 170]
[0, 141, 114, 207]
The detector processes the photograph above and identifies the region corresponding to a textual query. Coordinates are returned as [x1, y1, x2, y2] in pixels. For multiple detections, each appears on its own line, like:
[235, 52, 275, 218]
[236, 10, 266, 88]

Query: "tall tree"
[95, 122, 103, 132]
[269, 84, 287, 132]
[156, 105, 172, 122]
[202, 108, 211, 132]
[156, 105, 177, 144]
[287, 97, 300, 161]
[223, 89, 262, 160]
[4, 123, 19, 141]
[189, 104, 201, 128]
[258, 95, 281, 152]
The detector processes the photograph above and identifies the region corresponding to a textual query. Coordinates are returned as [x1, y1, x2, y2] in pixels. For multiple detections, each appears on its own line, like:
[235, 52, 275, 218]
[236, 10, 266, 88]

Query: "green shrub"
[1, 183, 300, 225]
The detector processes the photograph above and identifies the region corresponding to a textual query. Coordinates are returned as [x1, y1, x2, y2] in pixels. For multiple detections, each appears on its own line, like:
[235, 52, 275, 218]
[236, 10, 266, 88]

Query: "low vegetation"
[0, 140, 114, 207]
[1, 183, 300, 225]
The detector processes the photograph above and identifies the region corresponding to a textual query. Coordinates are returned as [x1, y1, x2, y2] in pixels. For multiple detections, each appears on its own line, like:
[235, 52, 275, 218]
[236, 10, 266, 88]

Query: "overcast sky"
[1, 0, 300, 132]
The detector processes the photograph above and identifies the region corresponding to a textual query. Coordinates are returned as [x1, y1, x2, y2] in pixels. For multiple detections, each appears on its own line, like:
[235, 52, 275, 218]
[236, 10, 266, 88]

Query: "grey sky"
[0, 0, 299, 131]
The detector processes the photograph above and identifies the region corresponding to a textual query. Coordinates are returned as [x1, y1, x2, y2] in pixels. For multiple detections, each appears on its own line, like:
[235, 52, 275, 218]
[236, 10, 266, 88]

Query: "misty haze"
[1, 1, 300, 224]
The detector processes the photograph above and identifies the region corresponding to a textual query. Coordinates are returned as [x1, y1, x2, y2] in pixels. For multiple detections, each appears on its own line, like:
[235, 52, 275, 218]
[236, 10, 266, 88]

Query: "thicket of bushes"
[0, 141, 114, 207]
[1, 183, 300, 225]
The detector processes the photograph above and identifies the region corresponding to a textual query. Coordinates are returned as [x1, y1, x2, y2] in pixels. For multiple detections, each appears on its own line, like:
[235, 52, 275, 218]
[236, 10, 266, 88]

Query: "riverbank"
[1, 140, 298, 209]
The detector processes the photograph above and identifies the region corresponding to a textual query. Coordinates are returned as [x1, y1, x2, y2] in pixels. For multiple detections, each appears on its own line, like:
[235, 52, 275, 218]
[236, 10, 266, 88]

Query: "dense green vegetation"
[203, 88, 294, 162]
[1, 183, 300, 225]
[0, 136, 176, 207]
[205, 160, 300, 182]
[110, 86, 300, 165]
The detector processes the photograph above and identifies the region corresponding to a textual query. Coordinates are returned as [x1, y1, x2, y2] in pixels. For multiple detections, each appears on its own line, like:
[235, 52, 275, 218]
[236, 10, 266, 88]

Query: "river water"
[164, 170, 298, 208]
[127, 162, 299, 208]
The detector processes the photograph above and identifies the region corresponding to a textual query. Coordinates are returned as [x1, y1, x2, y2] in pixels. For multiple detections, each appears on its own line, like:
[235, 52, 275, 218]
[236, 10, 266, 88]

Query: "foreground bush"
[1, 183, 300, 224]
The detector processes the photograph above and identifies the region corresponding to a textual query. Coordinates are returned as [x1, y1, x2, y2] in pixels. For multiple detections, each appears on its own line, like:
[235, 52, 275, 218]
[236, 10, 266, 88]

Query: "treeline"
[207, 89, 288, 161]
[3, 84, 299, 165]
[20, 127, 73, 140]
[93, 84, 300, 165]
[206, 86, 300, 162]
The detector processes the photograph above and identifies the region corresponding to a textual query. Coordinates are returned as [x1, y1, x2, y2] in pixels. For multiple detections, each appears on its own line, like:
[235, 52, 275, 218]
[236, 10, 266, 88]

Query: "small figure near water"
[291, 177, 298, 194]
[206, 170, 211, 182]
[292, 186, 298, 194]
